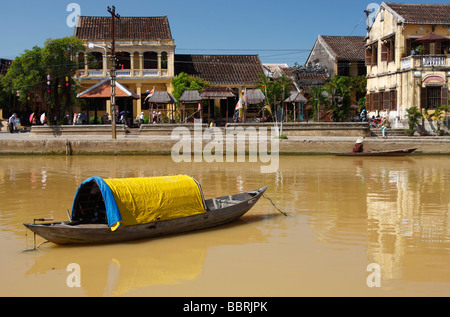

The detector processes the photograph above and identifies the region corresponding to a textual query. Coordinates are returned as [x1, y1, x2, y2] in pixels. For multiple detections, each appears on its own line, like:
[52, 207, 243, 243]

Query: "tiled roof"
[279, 66, 294, 77]
[285, 92, 307, 103]
[384, 2, 450, 24]
[179, 90, 202, 103]
[263, 64, 288, 72]
[200, 87, 236, 98]
[77, 78, 139, 99]
[320, 36, 366, 61]
[145, 91, 177, 104]
[294, 72, 329, 89]
[175, 55, 264, 85]
[75, 16, 172, 40]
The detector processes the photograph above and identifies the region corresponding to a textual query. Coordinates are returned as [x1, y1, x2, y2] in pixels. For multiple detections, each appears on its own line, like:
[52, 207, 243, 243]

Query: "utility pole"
[108, 6, 120, 139]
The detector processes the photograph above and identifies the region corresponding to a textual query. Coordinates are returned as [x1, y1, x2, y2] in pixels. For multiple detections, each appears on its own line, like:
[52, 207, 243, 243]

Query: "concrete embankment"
[0, 132, 449, 155]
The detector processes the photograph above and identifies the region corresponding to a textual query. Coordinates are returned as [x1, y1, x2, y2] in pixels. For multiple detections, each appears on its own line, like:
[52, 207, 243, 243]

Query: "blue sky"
[1, 0, 449, 66]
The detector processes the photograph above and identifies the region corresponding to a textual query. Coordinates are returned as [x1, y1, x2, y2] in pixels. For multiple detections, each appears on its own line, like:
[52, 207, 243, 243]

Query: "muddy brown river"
[0, 155, 448, 297]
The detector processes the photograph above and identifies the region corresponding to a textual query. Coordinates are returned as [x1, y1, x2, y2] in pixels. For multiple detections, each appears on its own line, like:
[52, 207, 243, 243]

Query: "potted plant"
[431, 105, 449, 136]
[416, 44, 424, 55]
[400, 47, 407, 58]
[405, 106, 421, 136]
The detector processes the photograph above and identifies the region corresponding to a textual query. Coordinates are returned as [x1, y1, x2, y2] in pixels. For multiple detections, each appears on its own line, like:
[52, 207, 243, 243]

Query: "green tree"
[171, 72, 209, 123]
[405, 105, 422, 132]
[324, 76, 352, 122]
[1, 46, 45, 111]
[1, 36, 85, 123]
[41, 36, 85, 121]
[257, 73, 293, 120]
[308, 86, 330, 122]
[172, 72, 209, 104]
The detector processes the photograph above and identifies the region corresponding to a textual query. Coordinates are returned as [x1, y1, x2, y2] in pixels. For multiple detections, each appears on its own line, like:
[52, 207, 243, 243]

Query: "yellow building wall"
[366, 6, 450, 123]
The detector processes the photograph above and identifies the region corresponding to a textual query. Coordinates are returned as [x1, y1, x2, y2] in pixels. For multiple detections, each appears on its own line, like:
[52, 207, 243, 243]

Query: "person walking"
[8, 113, 16, 133]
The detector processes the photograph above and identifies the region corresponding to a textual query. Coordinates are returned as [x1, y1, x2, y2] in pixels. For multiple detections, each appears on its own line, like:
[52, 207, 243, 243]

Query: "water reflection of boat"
[25, 216, 271, 296]
[24, 175, 267, 245]
[332, 148, 417, 157]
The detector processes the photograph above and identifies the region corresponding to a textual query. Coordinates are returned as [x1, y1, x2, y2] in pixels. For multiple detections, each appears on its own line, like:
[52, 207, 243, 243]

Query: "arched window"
[90, 52, 103, 70]
[116, 52, 131, 69]
[144, 52, 157, 69]
[78, 52, 85, 69]
[161, 52, 168, 70]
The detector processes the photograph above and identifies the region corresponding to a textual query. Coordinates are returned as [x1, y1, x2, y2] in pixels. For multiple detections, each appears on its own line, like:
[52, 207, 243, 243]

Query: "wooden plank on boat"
[332, 148, 417, 157]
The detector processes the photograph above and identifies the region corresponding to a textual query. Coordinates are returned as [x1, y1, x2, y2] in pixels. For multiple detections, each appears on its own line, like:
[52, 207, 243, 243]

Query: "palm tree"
[325, 76, 351, 121]
[308, 86, 330, 122]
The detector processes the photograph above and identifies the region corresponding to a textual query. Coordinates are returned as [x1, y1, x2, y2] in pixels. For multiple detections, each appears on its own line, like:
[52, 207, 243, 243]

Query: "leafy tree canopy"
[1, 36, 85, 120]
[171, 72, 209, 107]
[257, 73, 293, 110]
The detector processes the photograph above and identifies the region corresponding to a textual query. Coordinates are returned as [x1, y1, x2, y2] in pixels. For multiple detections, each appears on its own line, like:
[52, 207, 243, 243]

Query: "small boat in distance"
[332, 148, 418, 156]
[24, 175, 268, 245]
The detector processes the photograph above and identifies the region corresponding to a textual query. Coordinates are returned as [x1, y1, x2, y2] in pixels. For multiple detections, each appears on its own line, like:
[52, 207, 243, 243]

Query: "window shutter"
[442, 86, 448, 106]
[367, 93, 372, 111]
[406, 39, 412, 56]
[389, 39, 395, 62]
[373, 44, 378, 65]
[420, 87, 427, 109]
[390, 90, 397, 110]
[373, 92, 379, 110]
[383, 91, 390, 109]
[365, 48, 372, 66]
[381, 43, 388, 61]
[436, 41, 442, 55]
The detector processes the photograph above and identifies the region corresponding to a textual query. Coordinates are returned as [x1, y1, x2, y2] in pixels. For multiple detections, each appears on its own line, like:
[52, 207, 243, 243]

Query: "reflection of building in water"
[366, 162, 449, 282]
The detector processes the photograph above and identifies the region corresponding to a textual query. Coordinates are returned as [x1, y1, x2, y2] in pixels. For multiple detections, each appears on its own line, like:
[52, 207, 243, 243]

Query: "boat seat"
[212, 198, 241, 209]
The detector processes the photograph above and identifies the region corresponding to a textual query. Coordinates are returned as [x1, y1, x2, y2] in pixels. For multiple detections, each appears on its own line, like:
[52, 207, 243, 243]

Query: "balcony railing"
[401, 55, 449, 70]
[77, 68, 170, 78]
[422, 55, 446, 67]
[116, 70, 131, 77]
[88, 70, 104, 77]
[143, 70, 158, 76]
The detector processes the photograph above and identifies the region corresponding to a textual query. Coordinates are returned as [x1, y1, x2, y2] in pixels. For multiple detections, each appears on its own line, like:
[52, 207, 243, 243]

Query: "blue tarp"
[71, 176, 122, 228]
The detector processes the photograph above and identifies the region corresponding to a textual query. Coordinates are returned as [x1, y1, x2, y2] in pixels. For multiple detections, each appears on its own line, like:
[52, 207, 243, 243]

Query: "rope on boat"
[263, 194, 287, 216]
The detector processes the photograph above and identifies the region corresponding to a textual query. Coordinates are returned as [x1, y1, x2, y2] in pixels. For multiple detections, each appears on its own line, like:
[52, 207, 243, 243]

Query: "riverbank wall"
[1, 132, 449, 155]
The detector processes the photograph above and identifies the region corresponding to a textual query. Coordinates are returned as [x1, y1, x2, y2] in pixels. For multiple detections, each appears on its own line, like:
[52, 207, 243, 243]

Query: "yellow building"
[74, 16, 264, 124]
[75, 16, 175, 121]
[306, 35, 366, 78]
[365, 2, 450, 129]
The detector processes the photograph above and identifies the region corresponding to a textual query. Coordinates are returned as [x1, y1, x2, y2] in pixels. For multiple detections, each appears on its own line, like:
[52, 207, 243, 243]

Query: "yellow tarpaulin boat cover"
[73, 175, 206, 231]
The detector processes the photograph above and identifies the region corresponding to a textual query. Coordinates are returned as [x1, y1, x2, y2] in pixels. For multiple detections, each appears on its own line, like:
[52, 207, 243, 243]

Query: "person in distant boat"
[352, 138, 364, 153]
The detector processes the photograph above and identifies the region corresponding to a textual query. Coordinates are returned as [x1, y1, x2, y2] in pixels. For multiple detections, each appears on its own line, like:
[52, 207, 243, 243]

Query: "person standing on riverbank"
[380, 116, 390, 138]
[8, 113, 16, 133]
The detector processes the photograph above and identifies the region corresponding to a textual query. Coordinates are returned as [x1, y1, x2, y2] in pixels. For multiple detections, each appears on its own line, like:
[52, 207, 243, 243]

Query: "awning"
[71, 175, 206, 231]
[414, 33, 449, 42]
[77, 78, 140, 99]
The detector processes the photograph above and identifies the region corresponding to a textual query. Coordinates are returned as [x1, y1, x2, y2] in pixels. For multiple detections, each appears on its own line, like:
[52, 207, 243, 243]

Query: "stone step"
[370, 128, 406, 137]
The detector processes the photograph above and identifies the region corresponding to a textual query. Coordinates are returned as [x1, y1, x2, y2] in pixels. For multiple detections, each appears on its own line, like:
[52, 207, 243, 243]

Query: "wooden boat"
[332, 148, 417, 157]
[23, 175, 268, 245]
